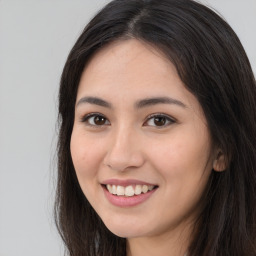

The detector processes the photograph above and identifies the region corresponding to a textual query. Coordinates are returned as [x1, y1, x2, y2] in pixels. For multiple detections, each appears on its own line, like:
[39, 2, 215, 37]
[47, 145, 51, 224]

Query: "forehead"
[87, 39, 171, 66]
[78, 39, 181, 93]
[77, 39, 203, 114]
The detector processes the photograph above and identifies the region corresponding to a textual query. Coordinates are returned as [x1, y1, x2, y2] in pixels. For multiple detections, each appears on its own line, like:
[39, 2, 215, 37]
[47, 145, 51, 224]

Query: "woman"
[55, 0, 256, 255]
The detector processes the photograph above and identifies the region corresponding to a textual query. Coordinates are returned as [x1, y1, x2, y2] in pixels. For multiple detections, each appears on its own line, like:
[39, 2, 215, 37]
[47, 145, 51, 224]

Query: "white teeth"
[148, 185, 154, 191]
[106, 184, 155, 196]
[135, 185, 142, 195]
[116, 185, 125, 196]
[125, 185, 135, 197]
[142, 185, 148, 193]
[106, 184, 112, 193]
[112, 185, 117, 195]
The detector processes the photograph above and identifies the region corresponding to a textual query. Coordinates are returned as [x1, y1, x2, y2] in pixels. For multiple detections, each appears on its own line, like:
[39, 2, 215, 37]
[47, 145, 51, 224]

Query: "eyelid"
[80, 112, 110, 126]
[143, 113, 176, 127]
[80, 112, 176, 127]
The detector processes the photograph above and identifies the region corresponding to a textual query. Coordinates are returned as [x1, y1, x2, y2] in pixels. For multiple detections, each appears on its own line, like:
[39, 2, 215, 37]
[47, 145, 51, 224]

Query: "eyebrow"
[135, 97, 187, 108]
[76, 96, 186, 109]
[76, 96, 112, 108]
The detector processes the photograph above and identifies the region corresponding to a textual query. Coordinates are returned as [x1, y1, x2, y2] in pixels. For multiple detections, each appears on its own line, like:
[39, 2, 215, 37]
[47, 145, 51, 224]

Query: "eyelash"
[144, 113, 176, 127]
[80, 113, 110, 127]
[80, 113, 176, 128]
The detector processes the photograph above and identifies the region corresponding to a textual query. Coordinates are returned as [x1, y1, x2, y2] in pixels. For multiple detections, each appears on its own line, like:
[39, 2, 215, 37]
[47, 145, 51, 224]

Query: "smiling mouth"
[104, 184, 158, 197]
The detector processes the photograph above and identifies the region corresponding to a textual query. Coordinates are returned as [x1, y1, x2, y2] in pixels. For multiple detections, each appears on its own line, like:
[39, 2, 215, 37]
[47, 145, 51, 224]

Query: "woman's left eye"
[144, 114, 175, 127]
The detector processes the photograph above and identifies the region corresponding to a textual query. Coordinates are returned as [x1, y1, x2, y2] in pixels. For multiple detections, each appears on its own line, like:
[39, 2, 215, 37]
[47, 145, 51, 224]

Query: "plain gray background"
[0, 0, 255, 255]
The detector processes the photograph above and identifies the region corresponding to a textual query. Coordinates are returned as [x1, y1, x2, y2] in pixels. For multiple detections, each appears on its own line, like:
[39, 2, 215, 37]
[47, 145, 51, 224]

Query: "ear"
[213, 151, 226, 172]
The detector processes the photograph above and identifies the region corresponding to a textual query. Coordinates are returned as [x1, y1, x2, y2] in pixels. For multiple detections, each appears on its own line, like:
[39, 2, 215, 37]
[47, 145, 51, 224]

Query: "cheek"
[150, 141, 207, 170]
[147, 128, 212, 183]
[148, 135, 212, 214]
[70, 131, 103, 182]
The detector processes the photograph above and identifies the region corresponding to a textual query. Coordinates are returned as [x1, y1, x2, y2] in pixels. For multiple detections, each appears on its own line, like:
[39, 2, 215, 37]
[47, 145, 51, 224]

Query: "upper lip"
[101, 179, 157, 187]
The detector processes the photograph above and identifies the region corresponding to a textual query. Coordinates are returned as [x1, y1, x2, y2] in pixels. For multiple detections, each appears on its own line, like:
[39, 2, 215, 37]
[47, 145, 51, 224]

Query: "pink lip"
[101, 181, 158, 207]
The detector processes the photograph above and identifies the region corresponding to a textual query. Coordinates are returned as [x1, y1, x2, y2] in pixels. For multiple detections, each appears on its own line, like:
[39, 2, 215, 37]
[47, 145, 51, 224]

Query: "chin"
[103, 221, 148, 238]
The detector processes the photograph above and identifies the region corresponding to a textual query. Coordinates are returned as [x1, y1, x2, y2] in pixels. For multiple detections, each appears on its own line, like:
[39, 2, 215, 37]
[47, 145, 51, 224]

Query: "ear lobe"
[213, 152, 226, 172]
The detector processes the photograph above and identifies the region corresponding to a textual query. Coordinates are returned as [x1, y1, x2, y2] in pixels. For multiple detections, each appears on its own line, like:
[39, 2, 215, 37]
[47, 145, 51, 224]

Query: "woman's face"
[70, 39, 215, 239]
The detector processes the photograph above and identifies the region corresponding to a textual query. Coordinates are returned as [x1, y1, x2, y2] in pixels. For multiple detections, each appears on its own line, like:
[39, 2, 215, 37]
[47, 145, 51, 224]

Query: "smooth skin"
[70, 39, 223, 256]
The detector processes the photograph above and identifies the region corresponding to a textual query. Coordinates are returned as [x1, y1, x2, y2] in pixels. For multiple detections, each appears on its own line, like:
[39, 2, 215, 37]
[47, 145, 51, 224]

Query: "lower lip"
[102, 186, 157, 207]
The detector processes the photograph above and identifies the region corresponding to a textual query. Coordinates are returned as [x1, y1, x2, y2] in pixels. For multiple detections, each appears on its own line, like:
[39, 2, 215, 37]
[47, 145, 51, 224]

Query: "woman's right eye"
[81, 114, 110, 126]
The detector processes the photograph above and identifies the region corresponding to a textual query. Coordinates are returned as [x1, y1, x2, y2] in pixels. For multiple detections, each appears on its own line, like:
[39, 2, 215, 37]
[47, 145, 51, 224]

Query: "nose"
[103, 126, 145, 172]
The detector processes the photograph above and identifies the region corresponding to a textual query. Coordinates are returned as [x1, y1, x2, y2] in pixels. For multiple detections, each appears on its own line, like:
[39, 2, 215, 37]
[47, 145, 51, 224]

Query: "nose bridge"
[104, 123, 144, 171]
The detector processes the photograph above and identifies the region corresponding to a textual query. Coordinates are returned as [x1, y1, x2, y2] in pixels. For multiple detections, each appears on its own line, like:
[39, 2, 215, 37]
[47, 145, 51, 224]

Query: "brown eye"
[94, 115, 107, 125]
[153, 116, 167, 126]
[144, 114, 175, 127]
[82, 114, 110, 126]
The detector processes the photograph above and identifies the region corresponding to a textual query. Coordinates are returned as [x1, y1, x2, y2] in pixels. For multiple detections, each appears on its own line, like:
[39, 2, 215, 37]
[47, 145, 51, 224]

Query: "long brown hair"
[55, 0, 256, 255]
